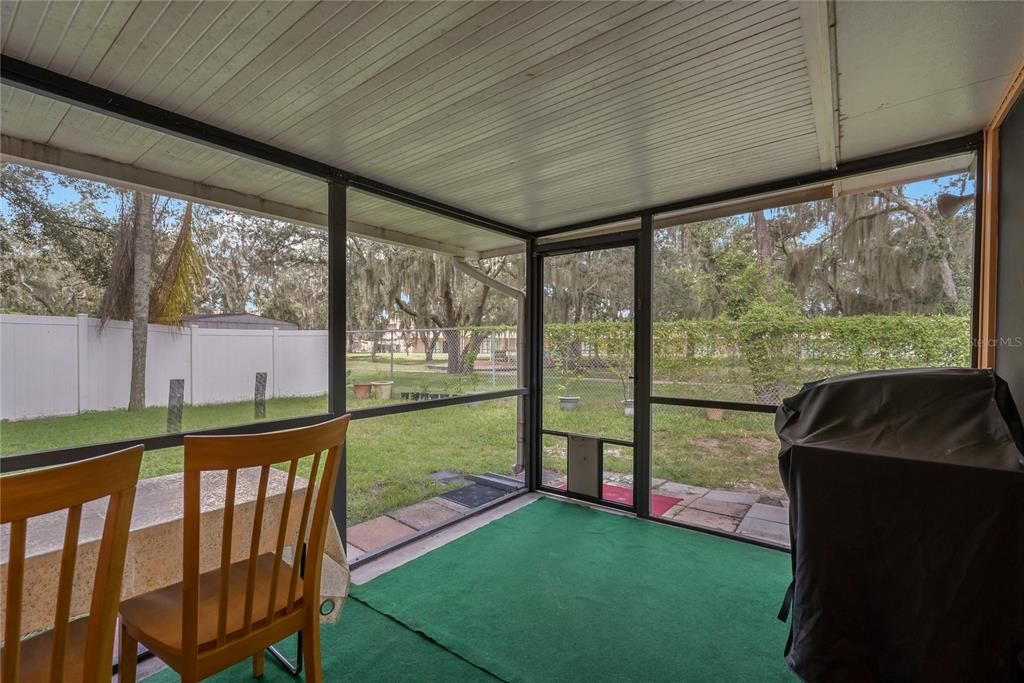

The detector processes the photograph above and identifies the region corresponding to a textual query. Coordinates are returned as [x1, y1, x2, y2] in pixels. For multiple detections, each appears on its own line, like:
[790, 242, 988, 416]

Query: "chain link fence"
[345, 327, 520, 403]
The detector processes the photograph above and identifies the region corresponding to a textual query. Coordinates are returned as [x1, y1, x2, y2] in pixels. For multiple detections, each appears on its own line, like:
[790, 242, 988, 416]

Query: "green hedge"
[456, 315, 970, 386]
[537, 315, 970, 396]
[647, 314, 969, 369]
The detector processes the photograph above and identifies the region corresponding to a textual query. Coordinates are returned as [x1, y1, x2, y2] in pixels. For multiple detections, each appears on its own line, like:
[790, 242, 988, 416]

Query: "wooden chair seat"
[120, 553, 303, 658]
[1, 618, 88, 683]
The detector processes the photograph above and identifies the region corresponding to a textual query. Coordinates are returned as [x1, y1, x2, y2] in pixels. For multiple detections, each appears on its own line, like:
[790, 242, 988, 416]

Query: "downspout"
[452, 256, 527, 474]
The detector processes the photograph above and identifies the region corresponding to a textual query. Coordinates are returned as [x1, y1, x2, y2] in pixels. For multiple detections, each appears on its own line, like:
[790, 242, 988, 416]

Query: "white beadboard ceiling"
[1, 0, 1021, 253]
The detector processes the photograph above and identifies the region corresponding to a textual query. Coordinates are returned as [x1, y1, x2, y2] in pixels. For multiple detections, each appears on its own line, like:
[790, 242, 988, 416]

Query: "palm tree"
[100, 194, 202, 411]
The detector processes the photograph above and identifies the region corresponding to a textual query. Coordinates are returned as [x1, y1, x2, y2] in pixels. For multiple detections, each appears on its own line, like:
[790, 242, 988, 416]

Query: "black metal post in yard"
[633, 216, 654, 519]
[254, 372, 267, 419]
[166, 379, 185, 433]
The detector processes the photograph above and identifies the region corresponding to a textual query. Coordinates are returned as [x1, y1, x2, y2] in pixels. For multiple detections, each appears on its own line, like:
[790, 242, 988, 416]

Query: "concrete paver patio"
[656, 482, 789, 546]
[346, 515, 417, 556]
[603, 472, 790, 547]
[347, 496, 473, 558]
[348, 472, 790, 561]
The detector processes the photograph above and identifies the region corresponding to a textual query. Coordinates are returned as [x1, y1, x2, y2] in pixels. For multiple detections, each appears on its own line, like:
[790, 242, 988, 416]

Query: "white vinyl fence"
[0, 314, 327, 420]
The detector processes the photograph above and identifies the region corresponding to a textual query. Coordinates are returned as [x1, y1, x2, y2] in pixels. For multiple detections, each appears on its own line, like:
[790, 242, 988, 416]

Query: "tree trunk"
[128, 192, 153, 411]
[419, 330, 437, 361]
[370, 330, 381, 362]
[753, 210, 772, 261]
[460, 330, 486, 372]
[444, 328, 463, 374]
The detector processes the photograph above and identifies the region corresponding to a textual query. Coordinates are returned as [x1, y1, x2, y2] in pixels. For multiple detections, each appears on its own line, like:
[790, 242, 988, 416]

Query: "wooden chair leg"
[118, 624, 137, 683]
[301, 620, 322, 683]
[180, 658, 199, 683]
[253, 652, 265, 678]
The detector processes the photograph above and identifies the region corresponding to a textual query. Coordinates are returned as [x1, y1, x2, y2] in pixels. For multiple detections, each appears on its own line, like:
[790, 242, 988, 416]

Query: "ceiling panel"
[835, 0, 1024, 159]
[343, 4, 802, 171]
[2, 0, 1018, 234]
[3, 0, 822, 231]
[45, 107, 165, 165]
[372, 21, 808, 180]
[0, 85, 69, 141]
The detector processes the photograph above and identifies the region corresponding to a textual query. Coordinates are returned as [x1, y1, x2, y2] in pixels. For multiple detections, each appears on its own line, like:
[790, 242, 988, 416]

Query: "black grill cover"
[776, 368, 1024, 682]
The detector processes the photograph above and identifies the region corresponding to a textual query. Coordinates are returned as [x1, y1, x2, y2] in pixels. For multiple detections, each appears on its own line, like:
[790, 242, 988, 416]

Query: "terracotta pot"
[353, 382, 372, 399]
[705, 407, 725, 421]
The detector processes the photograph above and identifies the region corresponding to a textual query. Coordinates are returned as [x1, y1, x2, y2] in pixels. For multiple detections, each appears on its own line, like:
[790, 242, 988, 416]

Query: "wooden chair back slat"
[265, 459, 299, 622]
[3, 519, 27, 683]
[241, 464, 270, 634]
[300, 440, 344, 611]
[49, 504, 82, 683]
[83, 484, 138, 679]
[0, 445, 142, 683]
[215, 469, 237, 647]
[181, 468, 202, 660]
[288, 451, 321, 610]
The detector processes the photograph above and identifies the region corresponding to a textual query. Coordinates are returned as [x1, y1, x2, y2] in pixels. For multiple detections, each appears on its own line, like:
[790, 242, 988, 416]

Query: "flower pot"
[558, 396, 580, 411]
[704, 407, 725, 421]
[371, 380, 394, 400]
[622, 399, 634, 417]
[353, 382, 372, 399]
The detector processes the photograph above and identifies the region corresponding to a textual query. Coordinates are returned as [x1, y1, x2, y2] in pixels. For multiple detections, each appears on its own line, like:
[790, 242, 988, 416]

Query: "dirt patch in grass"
[692, 437, 724, 455]
[694, 435, 776, 462]
[736, 436, 778, 456]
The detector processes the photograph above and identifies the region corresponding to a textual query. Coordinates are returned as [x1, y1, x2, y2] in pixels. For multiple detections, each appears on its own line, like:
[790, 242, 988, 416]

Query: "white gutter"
[452, 257, 527, 473]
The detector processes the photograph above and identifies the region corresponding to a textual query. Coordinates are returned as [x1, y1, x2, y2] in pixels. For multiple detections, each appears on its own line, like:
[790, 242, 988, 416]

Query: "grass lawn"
[1, 365, 784, 526]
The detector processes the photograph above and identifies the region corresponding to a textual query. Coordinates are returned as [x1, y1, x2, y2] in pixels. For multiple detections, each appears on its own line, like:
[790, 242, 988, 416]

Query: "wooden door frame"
[977, 56, 1024, 368]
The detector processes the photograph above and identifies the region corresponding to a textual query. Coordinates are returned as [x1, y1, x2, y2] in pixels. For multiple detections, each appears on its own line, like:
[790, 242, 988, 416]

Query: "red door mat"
[557, 482, 680, 516]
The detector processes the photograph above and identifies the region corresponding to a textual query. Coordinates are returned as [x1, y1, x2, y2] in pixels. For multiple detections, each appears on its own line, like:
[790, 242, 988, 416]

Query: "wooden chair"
[118, 416, 350, 683]
[1, 445, 144, 683]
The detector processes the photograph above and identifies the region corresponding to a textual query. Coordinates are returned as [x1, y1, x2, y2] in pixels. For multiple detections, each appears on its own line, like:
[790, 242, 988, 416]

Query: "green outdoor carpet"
[353, 497, 795, 682]
[145, 598, 498, 682]
[147, 497, 794, 682]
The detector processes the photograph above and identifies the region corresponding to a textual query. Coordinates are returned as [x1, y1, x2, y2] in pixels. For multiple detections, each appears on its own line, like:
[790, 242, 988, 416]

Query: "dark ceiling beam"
[0, 55, 529, 242]
[537, 132, 983, 237]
